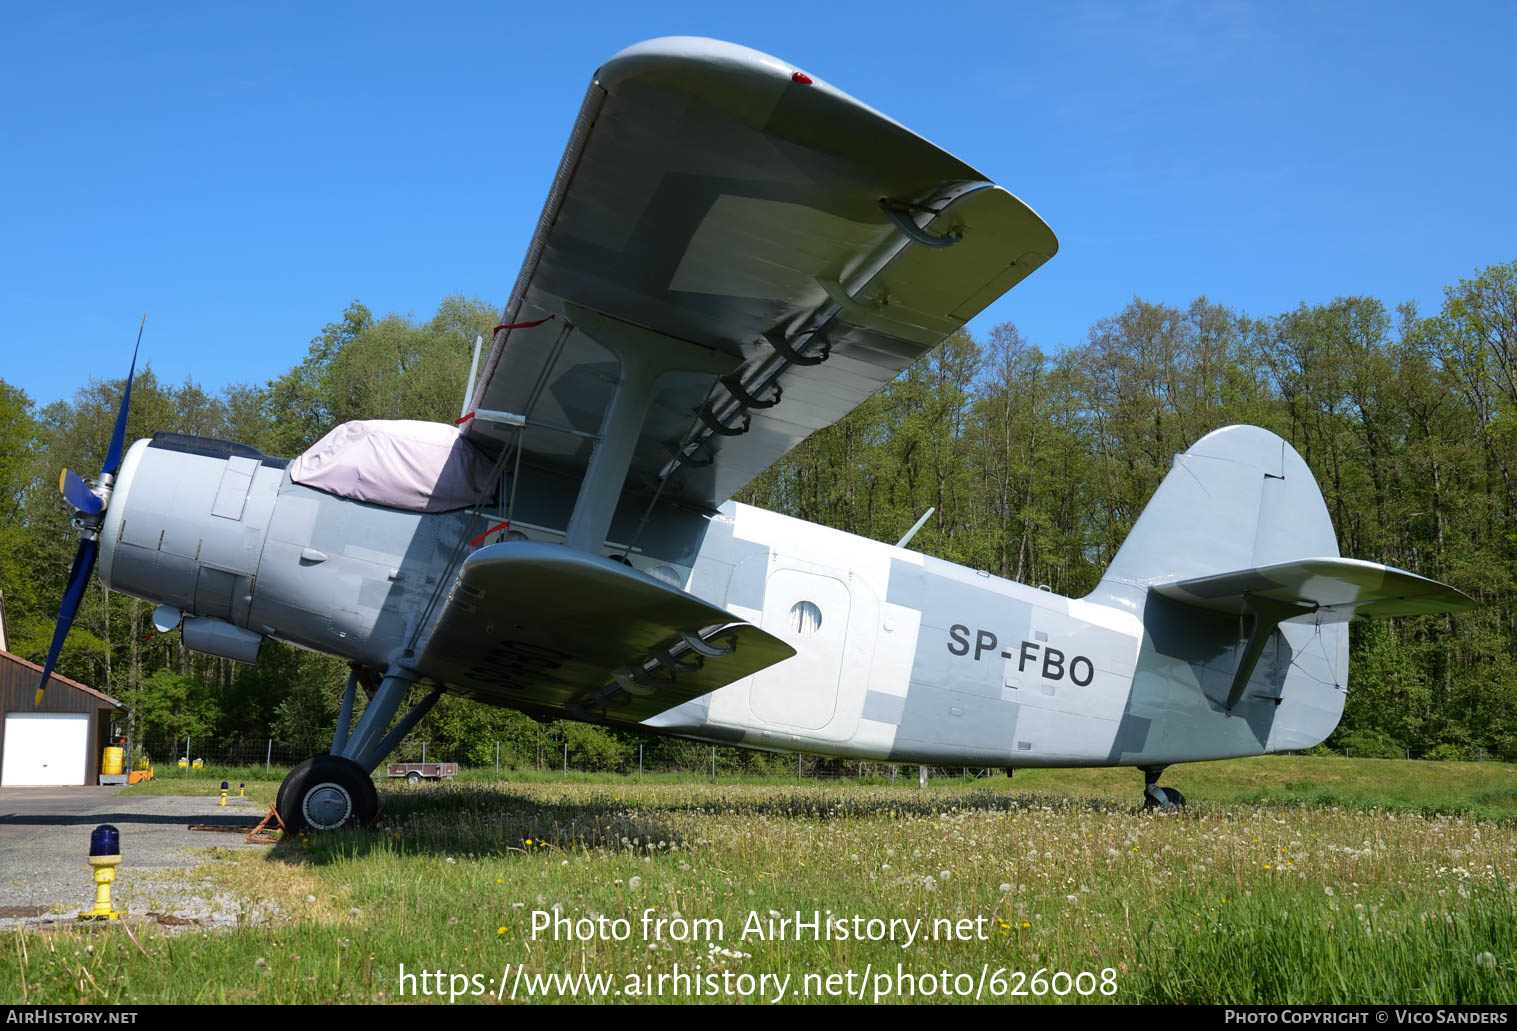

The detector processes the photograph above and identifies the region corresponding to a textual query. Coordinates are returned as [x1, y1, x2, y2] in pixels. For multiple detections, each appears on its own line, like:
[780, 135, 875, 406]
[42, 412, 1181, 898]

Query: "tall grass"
[6, 773, 1513, 1004]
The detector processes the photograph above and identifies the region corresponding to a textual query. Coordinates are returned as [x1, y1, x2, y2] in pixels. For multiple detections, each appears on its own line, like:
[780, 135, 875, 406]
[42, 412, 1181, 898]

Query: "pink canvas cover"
[289, 420, 495, 513]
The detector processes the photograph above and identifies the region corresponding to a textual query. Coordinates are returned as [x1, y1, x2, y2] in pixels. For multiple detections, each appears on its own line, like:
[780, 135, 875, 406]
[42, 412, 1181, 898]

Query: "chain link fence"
[132, 734, 1025, 782]
[133, 734, 1498, 781]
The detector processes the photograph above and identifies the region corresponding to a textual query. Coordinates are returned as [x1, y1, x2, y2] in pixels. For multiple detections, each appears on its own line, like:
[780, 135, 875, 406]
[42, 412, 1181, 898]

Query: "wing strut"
[560, 304, 735, 554]
[1225, 594, 1316, 712]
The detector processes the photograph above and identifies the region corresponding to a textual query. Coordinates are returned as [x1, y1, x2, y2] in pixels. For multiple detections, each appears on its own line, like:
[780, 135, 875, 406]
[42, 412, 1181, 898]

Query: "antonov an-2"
[41, 38, 1473, 830]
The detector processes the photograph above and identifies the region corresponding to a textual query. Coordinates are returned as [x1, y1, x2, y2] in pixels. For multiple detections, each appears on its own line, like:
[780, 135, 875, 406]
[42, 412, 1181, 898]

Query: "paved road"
[0, 786, 273, 928]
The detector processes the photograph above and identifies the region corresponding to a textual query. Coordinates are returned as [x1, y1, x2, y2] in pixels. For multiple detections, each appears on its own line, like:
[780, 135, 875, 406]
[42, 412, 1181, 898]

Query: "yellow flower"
[497, 927, 507, 935]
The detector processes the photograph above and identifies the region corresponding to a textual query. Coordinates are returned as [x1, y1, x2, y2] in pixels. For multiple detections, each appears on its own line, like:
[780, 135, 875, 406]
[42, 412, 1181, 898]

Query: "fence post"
[185, 736, 191, 766]
[496, 741, 500, 776]
[710, 746, 716, 780]
[797, 752, 802, 780]
[265, 739, 271, 773]
[918, 765, 928, 789]
[639, 744, 644, 779]
[562, 743, 568, 778]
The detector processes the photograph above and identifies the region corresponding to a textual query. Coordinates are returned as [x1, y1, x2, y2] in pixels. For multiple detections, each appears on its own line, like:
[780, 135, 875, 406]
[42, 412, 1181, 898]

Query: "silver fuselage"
[100, 431, 1347, 769]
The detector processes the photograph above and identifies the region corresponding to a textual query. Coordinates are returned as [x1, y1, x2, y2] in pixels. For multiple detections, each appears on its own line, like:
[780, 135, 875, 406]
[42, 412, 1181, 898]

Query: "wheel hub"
[303, 781, 354, 830]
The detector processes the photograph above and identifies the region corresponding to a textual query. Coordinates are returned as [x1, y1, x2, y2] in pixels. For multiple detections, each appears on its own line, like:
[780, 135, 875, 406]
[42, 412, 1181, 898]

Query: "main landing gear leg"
[1141, 766, 1186, 812]
[276, 664, 442, 832]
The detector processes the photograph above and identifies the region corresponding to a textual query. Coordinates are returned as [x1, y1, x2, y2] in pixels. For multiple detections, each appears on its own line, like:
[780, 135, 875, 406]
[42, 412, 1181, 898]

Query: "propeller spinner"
[36, 315, 145, 705]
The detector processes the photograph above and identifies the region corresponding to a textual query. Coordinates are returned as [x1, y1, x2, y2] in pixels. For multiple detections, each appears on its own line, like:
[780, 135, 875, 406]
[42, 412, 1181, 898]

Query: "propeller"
[59, 469, 104, 515]
[36, 315, 145, 705]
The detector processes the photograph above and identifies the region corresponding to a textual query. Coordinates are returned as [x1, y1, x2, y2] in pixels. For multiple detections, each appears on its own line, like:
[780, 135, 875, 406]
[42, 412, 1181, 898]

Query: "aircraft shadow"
[264, 783, 1146, 866]
[0, 812, 259, 828]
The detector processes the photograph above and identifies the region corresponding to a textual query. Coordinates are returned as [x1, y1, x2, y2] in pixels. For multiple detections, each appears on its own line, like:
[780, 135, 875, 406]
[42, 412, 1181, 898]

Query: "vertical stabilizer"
[1090, 425, 1339, 611]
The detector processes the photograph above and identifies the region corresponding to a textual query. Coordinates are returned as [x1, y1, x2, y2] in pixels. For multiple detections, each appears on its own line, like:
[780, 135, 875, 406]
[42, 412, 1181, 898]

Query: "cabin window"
[788, 600, 822, 636]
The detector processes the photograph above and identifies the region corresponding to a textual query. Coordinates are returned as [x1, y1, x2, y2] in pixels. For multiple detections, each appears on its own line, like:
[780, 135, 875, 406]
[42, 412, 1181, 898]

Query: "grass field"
[7, 755, 1516, 1005]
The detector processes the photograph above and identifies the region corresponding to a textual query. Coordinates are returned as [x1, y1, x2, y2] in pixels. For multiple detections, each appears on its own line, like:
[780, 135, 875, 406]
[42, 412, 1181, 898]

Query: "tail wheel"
[277, 755, 378, 832]
[1143, 786, 1186, 811]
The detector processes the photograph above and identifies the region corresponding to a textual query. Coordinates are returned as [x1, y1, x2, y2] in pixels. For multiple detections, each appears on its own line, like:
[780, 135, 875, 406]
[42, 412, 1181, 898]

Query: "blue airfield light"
[89, 824, 120, 857]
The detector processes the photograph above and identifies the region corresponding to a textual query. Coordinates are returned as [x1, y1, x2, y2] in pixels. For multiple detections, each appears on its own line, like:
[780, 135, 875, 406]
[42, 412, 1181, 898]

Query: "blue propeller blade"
[35, 538, 99, 705]
[100, 314, 145, 478]
[58, 468, 104, 515]
[39, 317, 145, 703]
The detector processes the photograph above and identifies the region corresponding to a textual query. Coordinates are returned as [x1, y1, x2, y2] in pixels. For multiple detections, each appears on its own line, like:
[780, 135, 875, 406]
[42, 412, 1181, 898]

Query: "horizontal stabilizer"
[1152, 556, 1475, 622]
[416, 543, 796, 722]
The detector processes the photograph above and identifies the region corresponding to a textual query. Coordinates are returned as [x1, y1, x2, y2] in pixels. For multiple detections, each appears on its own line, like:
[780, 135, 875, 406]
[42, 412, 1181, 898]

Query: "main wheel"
[406, 771, 422, 786]
[277, 755, 379, 832]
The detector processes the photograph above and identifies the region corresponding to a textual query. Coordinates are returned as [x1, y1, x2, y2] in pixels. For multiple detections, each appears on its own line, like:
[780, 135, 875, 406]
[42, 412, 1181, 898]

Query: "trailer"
[385, 761, 459, 785]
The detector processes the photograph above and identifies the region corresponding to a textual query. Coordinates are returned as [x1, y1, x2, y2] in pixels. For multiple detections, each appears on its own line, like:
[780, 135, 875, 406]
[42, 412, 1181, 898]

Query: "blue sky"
[4, 1, 1514, 409]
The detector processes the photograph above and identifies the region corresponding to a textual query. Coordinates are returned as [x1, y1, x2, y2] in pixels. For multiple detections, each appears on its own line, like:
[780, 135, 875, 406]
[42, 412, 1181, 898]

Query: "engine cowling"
[99, 434, 283, 648]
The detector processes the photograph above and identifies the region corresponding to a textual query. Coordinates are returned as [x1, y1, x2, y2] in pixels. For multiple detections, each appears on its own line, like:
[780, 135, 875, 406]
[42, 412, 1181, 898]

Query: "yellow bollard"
[80, 825, 122, 921]
[219, 780, 228, 806]
[238, 783, 245, 798]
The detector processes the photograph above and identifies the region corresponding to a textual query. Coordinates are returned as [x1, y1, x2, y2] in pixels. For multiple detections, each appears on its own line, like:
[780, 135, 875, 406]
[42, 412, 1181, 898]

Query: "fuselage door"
[750, 569, 852, 731]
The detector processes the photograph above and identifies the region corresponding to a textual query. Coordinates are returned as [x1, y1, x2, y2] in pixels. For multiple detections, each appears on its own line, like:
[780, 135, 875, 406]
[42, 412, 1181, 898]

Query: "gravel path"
[0, 786, 275, 930]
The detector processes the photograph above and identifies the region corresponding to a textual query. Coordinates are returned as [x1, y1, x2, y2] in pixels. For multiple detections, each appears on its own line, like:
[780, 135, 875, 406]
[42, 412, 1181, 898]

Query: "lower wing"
[414, 542, 795, 723]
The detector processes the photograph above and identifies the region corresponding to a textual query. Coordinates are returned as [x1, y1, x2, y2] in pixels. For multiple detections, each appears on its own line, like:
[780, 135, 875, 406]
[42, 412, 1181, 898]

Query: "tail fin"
[1091, 425, 1472, 732]
[1090, 425, 1338, 610]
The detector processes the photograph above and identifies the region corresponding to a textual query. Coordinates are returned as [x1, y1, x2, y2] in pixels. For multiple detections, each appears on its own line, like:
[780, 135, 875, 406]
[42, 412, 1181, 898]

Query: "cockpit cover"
[289, 420, 495, 513]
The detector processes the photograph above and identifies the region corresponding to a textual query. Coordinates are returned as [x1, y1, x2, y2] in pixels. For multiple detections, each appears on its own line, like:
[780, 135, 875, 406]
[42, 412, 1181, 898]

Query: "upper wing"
[413, 542, 796, 722]
[464, 37, 1057, 514]
[1151, 557, 1476, 622]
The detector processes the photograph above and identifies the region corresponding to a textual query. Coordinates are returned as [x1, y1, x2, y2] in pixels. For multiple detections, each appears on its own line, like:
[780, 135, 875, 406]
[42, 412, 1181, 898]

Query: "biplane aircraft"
[41, 38, 1473, 829]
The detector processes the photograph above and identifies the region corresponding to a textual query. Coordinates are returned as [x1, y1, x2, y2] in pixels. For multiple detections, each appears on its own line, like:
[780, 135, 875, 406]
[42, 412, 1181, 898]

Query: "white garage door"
[2, 712, 89, 786]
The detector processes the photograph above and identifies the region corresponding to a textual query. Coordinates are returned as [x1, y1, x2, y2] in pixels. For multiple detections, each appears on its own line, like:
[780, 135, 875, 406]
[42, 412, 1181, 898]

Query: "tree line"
[2, 261, 1514, 766]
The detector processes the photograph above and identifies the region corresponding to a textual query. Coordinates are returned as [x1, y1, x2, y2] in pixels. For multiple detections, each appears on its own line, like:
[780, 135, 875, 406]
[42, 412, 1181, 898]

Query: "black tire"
[1143, 786, 1186, 811]
[274, 753, 321, 825]
[406, 771, 421, 786]
[277, 754, 378, 832]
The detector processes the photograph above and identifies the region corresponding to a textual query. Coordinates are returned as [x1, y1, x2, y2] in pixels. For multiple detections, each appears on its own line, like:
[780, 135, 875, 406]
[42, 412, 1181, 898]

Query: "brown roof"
[1, 650, 123, 708]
